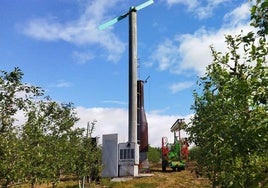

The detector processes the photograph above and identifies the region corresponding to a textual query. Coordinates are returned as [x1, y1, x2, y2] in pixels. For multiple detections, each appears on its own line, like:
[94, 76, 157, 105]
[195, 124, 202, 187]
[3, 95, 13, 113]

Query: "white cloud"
[49, 80, 72, 88]
[149, 39, 180, 72]
[223, 2, 251, 27]
[166, 0, 198, 10]
[176, 28, 219, 75]
[165, 0, 229, 19]
[177, 26, 253, 76]
[20, 0, 126, 63]
[13, 109, 27, 127]
[75, 107, 129, 143]
[101, 100, 127, 105]
[150, 2, 253, 76]
[72, 51, 95, 64]
[169, 81, 194, 94]
[148, 112, 192, 147]
[196, 0, 230, 19]
[13, 105, 192, 148]
[75, 106, 192, 147]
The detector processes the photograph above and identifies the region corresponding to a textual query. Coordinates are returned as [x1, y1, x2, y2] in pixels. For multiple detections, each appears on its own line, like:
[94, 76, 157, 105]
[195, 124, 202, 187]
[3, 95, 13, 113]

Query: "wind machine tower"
[100, 0, 153, 177]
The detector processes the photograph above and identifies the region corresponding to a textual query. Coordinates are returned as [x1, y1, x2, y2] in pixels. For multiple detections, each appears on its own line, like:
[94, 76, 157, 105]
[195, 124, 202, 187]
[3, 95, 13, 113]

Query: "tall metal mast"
[99, 0, 154, 144]
[128, 8, 137, 143]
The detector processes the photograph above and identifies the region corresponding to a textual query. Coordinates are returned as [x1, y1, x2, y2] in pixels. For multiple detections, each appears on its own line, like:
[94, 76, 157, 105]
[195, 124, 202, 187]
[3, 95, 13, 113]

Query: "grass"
[9, 164, 211, 188]
[94, 164, 211, 188]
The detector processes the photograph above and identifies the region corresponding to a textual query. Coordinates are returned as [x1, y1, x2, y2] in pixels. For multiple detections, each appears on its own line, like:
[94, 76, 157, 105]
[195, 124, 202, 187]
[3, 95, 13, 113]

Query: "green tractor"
[161, 119, 189, 172]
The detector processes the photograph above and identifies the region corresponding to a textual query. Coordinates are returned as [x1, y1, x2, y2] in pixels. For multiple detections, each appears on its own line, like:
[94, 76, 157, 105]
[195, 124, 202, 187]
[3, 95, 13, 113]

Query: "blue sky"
[1, 0, 253, 146]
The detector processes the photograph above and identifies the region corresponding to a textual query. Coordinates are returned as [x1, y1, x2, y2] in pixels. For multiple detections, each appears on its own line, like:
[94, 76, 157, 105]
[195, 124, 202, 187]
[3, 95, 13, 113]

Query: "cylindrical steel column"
[128, 9, 137, 144]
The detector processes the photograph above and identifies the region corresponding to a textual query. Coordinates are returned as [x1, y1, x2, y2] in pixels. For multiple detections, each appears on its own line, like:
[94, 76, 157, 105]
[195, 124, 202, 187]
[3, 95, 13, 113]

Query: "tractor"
[161, 119, 189, 172]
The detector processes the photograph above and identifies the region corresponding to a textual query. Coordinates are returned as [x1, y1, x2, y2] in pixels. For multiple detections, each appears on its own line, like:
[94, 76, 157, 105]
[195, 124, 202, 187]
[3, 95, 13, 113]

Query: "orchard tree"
[0, 126, 23, 187]
[0, 68, 102, 187]
[0, 67, 43, 132]
[42, 101, 82, 187]
[21, 99, 82, 187]
[0, 68, 43, 187]
[148, 146, 161, 164]
[74, 121, 101, 186]
[187, 1, 267, 187]
[21, 104, 48, 188]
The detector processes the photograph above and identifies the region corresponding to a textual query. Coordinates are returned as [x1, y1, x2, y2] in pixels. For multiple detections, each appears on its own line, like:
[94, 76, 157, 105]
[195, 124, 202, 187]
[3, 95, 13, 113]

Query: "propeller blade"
[135, 0, 154, 11]
[98, 0, 154, 30]
[98, 12, 129, 30]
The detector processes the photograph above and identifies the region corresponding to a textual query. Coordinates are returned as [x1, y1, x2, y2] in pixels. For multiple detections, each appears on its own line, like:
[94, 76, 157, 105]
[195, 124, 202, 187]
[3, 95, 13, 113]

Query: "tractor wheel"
[177, 166, 185, 171]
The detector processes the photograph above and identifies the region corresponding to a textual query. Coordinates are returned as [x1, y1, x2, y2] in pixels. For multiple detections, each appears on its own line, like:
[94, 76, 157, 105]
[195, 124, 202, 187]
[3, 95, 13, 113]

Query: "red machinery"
[161, 119, 189, 171]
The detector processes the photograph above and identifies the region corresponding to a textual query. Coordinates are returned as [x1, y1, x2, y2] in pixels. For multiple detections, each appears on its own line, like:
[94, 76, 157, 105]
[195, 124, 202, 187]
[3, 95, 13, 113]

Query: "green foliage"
[0, 67, 43, 132]
[147, 145, 161, 164]
[20, 100, 85, 187]
[188, 146, 202, 161]
[0, 67, 44, 187]
[74, 132, 101, 183]
[187, 1, 268, 187]
[250, 0, 268, 36]
[0, 127, 23, 187]
[0, 68, 101, 187]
